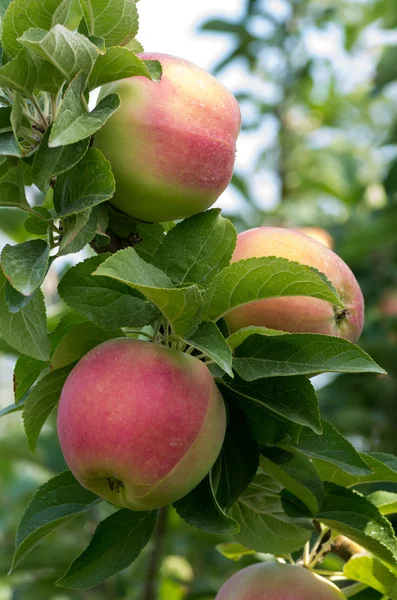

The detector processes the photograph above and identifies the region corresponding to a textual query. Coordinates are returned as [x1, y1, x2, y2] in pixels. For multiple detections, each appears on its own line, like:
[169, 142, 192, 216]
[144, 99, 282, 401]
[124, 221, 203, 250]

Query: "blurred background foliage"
[1, 0, 397, 598]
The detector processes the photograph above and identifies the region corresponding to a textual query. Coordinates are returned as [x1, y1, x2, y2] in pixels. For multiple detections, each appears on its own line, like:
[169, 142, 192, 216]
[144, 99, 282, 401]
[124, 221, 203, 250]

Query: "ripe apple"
[215, 563, 345, 600]
[57, 338, 226, 510]
[94, 52, 241, 223]
[224, 227, 364, 341]
[293, 227, 334, 249]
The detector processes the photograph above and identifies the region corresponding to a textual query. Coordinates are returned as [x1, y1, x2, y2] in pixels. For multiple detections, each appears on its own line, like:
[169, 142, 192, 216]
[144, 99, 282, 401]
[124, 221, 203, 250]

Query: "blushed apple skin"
[224, 227, 364, 342]
[57, 338, 226, 510]
[215, 563, 346, 600]
[94, 52, 241, 222]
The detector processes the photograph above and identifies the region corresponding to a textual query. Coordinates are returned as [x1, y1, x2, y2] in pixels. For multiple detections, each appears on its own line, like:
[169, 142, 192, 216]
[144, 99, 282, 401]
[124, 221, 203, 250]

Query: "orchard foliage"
[0, 0, 397, 598]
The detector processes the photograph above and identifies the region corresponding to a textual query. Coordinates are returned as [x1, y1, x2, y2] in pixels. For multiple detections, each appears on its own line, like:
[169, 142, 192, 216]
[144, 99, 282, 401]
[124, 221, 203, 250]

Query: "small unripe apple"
[57, 339, 226, 510]
[293, 227, 334, 249]
[94, 52, 241, 222]
[215, 563, 345, 600]
[224, 227, 364, 341]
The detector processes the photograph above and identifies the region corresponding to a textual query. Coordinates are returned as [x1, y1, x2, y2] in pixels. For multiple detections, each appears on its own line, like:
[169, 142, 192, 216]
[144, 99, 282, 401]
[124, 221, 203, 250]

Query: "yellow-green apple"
[224, 227, 364, 341]
[215, 563, 345, 600]
[57, 338, 226, 510]
[293, 227, 334, 249]
[94, 52, 241, 222]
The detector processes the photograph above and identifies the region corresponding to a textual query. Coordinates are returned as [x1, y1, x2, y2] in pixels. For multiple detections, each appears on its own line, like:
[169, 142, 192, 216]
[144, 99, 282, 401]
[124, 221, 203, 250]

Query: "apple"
[224, 227, 364, 341]
[293, 227, 334, 249]
[94, 52, 241, 223]
[215, 563, 345, 600]
[57, 338, 226, 510]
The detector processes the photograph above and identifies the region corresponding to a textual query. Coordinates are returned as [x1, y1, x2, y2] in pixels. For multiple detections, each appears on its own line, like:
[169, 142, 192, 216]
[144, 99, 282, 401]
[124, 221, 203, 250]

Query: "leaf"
[282, 420, 372, 477]
[24, 207, 52, 235]
[53, 147, 115, 216]
[11, 471, 100, 571]
[50, 75, 120, 147]
[58, 208, 98, 256]
[0, 107, 12, 132]
[1, 239, 50, 295]
[0, 269, 50, 360]
[213, 399, 259, 510]
[215, 543, 255, 562]
[227, 326, 286, 349]
[0, 164, 30, 209]
[184, 321, 233, 377]
[260, 448, 324, 515]
[51, 322, 122, 370]
[23, 365, 72, 452]
[222, 374, 321, 433]
[57, 508, 157, 589]
[317, 483, 397, 570]
[106, 207, 165, 261]
[13, 354, 46, 402]
[0, 47, 40, 96]
[344, 555, 397, 599]
[202, 256, 344, 322]
[174, 473, 239, 536]
[80, 0, 138, 47]
[368, 491, 397, 516]
[0, 399, 25, 417]
[231, 464, 314, 554]
[89, 46, 161, 90]
[4, 281, 34, 312]
[32, 127, 90, 191]
[153, 209, 237, 287]
[58, 255, 159, 329]
[2, 0, 72, 57]
[94, 248, 203, 336]
[376, 46, 397, 90]
[314, 452, 397, 488]
[19, 25, 98, 84]
[0, 132, 23, 157]
[232, 333, 385, 381]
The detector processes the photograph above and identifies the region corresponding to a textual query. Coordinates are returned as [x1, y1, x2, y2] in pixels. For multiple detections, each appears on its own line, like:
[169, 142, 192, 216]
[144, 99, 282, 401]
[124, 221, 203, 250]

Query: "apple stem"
[142, 506, 169, 600]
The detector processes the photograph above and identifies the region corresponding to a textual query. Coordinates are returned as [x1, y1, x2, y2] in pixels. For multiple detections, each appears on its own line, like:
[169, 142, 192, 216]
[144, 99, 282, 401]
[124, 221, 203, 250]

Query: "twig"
[142, 506, 168, 600]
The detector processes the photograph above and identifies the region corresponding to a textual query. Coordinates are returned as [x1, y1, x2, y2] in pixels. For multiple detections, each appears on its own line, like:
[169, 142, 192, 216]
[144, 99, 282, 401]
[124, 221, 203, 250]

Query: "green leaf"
[215, 543, 255, 562]
[2, 0, 72, 57]
[106, 207, 165, 261]
[89, 47, 161, 90]
[57, 508, 157, 589]
[58, 208, 98, 256]
[94, 248, 203, 336]
[11, 471, 100, 572]
[282, 420, 372, 477]
[53, 147, 115, 216]
[222, 374, 321, 433]
[317, 483, 397, 570]
[51, 322, 122, 370]
[153, 209, 237, 287]
[174, 473, 239, 536]
[260, 448, 324, 515]
[213, 400, 259, 510]
[58, 255, 159, 329]
[376, 46, 397, 90]
[23, 365, 72, 452]
[231, 464, 313, 554]
[19, 25, 98, 83]
[80, 0, 138, 47]
[344, 555, 397, 599]
[0, 47, 40, 96]
[1, 239, 50, 295]
[368, 491, 397, 516]
[183, 321, 233, 377]
[0, 399, 25, 417]
[227, 326, 286, 349]
[4, 281, 34, 312]
[0, 269, 50, 360]
[49, 311, 87, 353]
[0, 107, 12, 132]
[14, 354, 46, 402]
[0, 164, 30, 209]
[32, 127, 90, 191]
[24, 207, 52, 235]
[314, 452, 397, 488]
[50, 74, 120, 147]
[232, 333, 385, 381]
[203, 256, 344, 322]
